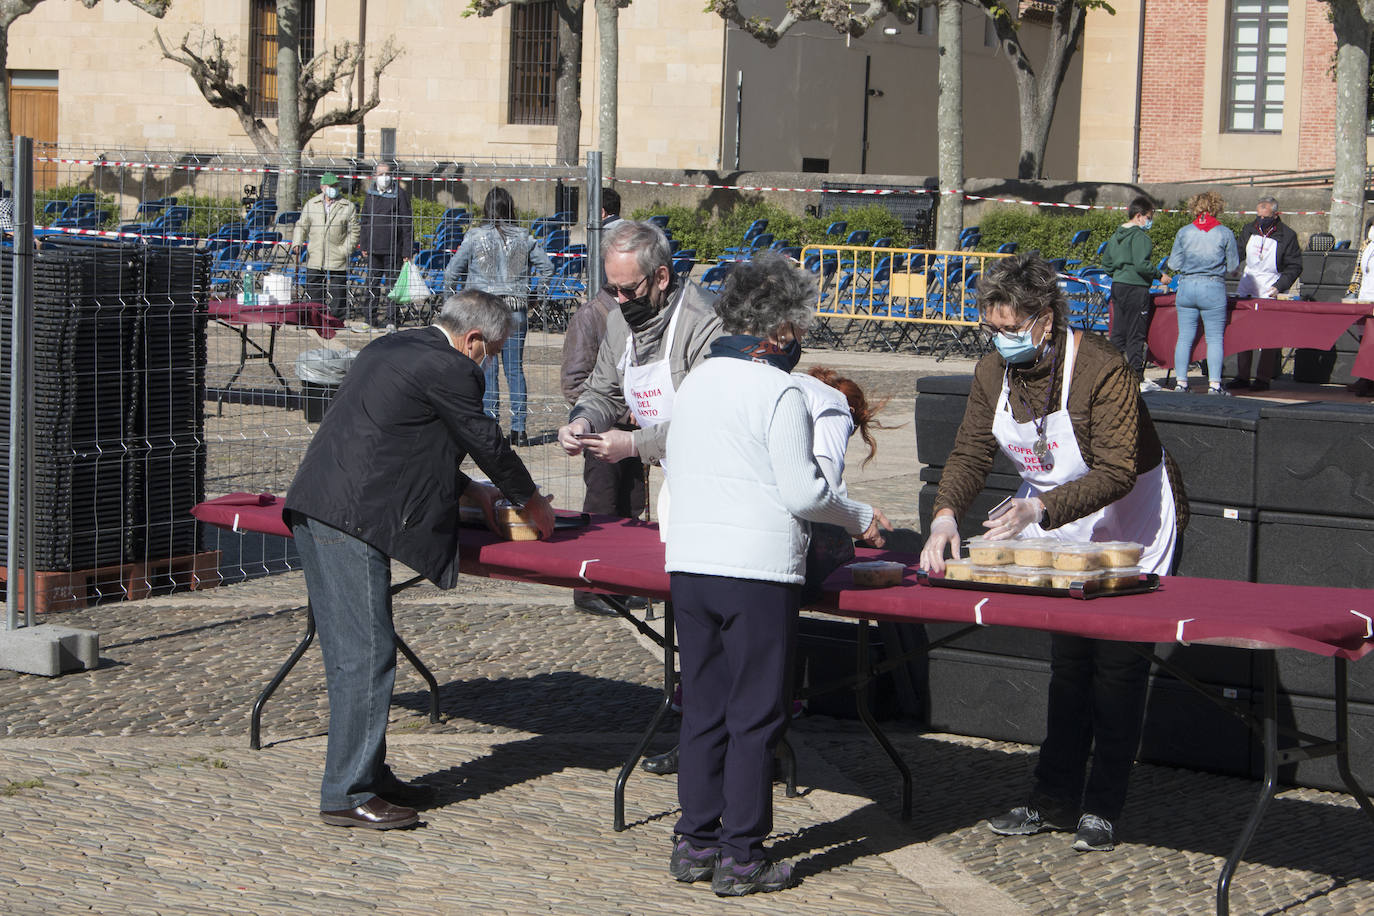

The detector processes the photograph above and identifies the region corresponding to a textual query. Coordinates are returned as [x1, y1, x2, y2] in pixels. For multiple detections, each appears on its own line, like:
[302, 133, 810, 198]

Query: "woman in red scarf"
[1166, 191, 1239, 394]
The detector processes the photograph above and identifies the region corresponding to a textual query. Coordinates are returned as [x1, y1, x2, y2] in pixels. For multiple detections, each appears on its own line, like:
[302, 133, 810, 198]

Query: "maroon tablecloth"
[207, 299, 345, 340]
[1147, 295, 1374, 380]
[195, 493, 1374, 661]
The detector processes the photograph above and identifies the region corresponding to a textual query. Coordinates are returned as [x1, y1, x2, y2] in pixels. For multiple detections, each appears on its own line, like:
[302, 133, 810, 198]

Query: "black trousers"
[305, 268, 350, 321]
[672, 572, 799, 863]
[1030, 634, 1151, 823]
[366, 250, 406, 326]
[1108, 283, 1154, 376]
[580, 451, 646, 518]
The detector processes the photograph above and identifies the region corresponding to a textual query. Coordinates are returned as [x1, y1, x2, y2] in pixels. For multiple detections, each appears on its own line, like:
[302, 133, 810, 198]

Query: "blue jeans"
[291, 515, 396, 811]
[483, 306, 528, 432]
[1173, 276, 1228, 386]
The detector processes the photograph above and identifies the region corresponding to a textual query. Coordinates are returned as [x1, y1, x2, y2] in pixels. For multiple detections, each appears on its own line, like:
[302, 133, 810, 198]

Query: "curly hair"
[713, 251, 818, 337]
[976, 253, 1068, 327]
[807, 366, 892, 467]
[1187, 190, 1226, 220]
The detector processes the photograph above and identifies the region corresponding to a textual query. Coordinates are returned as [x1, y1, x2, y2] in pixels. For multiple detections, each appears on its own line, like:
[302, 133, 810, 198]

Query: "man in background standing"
[293, 172, 360, 323]
[359, 161, 413, 332]
[1230, 195, 1302, 391]
[1101, 196, 1167, 392]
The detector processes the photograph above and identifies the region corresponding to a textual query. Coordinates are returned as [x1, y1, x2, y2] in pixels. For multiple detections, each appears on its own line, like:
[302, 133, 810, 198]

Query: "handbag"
[802, 521, 856, 604]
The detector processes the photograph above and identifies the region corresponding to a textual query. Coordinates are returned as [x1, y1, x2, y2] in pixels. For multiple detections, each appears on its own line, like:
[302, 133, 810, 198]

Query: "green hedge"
[971, 205, 1248, 264]
[630, 199, 911, 261]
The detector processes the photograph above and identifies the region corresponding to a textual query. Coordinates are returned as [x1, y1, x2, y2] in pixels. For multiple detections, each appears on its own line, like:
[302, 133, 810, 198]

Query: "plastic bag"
[295, 347, 357, 384]
[388, 259, 430, 304]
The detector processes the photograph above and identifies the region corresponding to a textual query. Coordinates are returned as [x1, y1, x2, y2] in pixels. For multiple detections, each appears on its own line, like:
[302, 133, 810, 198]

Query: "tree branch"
[80, 0, 170, 14]
[298, 37, 401, 142]
[154, 27, 276, 155]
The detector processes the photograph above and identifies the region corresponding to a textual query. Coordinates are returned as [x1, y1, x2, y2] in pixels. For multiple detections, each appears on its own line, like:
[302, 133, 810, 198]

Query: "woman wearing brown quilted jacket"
[920, 253, 1187, 855]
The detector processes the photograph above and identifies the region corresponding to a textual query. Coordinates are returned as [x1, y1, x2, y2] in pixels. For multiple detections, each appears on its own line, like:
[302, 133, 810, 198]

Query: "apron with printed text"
[1235, 231, 1281, 298]
[619, 304, 682, 539]
[991, 332, 1177, 575]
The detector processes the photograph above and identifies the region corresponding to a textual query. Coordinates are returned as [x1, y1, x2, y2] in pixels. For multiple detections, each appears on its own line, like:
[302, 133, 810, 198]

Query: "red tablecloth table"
[1147, 294, 1374, 381]
[207, 299, 347, 411]
[195, 494, 1374, 916]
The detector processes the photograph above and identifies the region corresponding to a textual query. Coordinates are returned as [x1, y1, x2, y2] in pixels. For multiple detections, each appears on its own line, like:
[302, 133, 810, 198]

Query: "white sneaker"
[1139, 378, 1162, 393]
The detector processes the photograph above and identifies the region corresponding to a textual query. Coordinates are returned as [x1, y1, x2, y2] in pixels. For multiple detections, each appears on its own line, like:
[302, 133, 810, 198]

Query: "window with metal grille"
[249, 0, 317, 120]
[1223, 0, 1287, 133]
[508, 1, 558, 126]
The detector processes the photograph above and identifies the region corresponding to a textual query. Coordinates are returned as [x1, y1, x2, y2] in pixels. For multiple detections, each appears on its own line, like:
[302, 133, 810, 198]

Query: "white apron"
[619, 304, 682, 540]
[1235, 231, 1281, 298]
[1359, 238, 1374, 301]
[992, 332, 1177, 575]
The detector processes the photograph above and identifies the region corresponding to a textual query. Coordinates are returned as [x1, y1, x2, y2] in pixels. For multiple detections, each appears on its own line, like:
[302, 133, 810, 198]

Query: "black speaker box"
[1256, 402, 1374, 517]
[1142, 392, 1261, 506]
[1255, 510, 1374, 588]
[1261, 694, 1374, 791]
[923, 622, 1054, 662]
[917, 482, 1019, 543]
[923, 647, 1049, 744]
[795, 617, 899, 721]
[1292, 326, 1363, 386]
[1139, 677, 1254, 778]
[914, 374, 1018, 476]
[1275, 651, 1374, 706]
[1151, 641, 1255, 692]
[1175, 501, 1256, 582]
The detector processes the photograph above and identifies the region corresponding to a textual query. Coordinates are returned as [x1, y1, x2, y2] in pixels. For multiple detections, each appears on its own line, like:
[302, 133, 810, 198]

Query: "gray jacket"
[442, 224, 554, 303]
[569, 280, 723, 466]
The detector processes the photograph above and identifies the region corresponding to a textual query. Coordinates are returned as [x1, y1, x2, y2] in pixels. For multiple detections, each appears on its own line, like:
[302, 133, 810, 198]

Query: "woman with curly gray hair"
[661, 252, 890, 896]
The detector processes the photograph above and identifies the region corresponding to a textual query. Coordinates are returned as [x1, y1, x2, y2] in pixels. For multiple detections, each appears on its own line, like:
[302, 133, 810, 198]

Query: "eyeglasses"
[978, 312, 1043, 340]
[604, 274, 651, 300]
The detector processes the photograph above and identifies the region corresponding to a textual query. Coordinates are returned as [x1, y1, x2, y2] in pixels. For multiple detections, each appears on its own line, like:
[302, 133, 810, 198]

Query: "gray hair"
[435, 290, 513, 343]
[603, 219, 672, 278]
[977, 253, 1068, 329]
[713, 251, 818, 336]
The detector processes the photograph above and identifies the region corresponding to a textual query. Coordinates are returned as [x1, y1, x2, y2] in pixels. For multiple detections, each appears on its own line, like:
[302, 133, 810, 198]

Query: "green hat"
[319, 172, 339, 186]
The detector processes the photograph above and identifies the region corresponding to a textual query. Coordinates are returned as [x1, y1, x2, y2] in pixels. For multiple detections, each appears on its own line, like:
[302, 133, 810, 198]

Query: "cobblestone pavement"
[6, 345, 1374, 914]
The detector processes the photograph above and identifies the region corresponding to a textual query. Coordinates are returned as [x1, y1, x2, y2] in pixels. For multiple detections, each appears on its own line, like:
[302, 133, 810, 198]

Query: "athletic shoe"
[1072, 813, 1116, 852]
[668, 836, 718, 883]
[1249, 379, 1271, 392]
[1139, 378, 1163, 393]
[711, 856, 795, 896]
[987, 805, 1067, 836]
[1226, 377, 1252, 391]
[1207, 385, 1232, 396]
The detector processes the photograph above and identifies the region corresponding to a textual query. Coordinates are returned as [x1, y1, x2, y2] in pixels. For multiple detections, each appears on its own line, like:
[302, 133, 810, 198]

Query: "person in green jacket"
[1101, 197, 1169, 390]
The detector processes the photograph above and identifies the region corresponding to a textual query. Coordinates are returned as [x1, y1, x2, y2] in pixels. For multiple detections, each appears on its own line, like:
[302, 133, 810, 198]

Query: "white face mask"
[323, 186, 339, 200]
[375, 174, 391, 190]
[1367, 224, 1374, 243]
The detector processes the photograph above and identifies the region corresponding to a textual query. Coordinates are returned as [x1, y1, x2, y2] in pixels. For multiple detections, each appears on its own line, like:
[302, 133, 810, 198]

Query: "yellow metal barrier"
[800, 245, 1013, 327]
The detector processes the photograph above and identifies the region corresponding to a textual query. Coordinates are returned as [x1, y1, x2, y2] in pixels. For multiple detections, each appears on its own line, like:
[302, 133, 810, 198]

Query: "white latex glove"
[920, 515, 961, 574]
[581, 428, 638, 463]
[556, 418, 593, 455]
[1262, 286, 1279, 299]
[982, 496, 1045, 540]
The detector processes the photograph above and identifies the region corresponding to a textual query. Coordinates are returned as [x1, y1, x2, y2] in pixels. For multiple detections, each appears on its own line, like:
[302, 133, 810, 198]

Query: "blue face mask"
[992, 314, 1045, 365]
[1143, 217, 1153, 230]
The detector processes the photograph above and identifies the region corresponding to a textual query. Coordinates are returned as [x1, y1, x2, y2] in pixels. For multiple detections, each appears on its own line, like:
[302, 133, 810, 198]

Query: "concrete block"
[0, 625, 100, 677]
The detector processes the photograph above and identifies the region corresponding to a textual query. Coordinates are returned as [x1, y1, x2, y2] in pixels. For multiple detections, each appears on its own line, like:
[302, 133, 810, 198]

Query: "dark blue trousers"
[671, 572, 799, 863]
[1031, 634, 1151, 822]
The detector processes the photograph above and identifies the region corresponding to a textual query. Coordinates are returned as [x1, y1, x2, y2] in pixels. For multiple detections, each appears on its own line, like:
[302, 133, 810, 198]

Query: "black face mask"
[780, 338, 803, 372]
[1257, 215, 1278, 231]
[618, 291, 656, 329]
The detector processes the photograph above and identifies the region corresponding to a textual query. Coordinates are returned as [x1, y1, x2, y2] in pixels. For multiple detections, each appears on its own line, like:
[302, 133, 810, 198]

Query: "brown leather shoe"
[320, 796, 420, 829]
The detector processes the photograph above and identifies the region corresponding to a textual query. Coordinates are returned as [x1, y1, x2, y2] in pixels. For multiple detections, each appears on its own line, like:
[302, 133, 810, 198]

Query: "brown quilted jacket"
[932, 327, 1188, 533]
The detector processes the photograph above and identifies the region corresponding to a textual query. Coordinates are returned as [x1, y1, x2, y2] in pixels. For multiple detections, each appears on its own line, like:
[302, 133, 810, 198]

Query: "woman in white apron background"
[1231, 195, 1304, 392]
[921, 255, 1189, 854]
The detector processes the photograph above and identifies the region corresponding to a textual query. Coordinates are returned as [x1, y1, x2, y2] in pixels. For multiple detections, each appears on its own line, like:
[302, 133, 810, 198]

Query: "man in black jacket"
[359, 161, 413, 330]
[285, 290, 555, 830]
[1230, 195, 1302, 391]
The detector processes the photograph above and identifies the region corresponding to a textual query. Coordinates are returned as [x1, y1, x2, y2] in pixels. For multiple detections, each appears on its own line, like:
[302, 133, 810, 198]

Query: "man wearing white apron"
[557, 220, 723, 527]
[922, 254, 1188, 855]
[1230, 196, 1303, 392]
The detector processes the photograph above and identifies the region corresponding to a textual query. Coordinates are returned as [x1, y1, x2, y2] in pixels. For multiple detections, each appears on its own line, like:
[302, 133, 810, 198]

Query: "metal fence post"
[7, 135, 35, 631]
[586, 151, 603, 295]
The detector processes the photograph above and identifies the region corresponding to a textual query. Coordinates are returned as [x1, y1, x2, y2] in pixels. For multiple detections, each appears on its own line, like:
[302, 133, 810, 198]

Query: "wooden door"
[11, 86, 58, 190]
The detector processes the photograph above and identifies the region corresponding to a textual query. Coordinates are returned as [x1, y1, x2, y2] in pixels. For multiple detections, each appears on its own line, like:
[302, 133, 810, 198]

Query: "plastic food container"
[1096, 541, 1145, 568]
[1011, 538, 1055, 568]
[966, 537, 1014, 566]
[494, 500, 540, 541]
[1002, 565, 1055, 588]
[1050, 543, 1107, 572]
[969, 566, 1014, 585]
[941, 558, 977, 581]
[849, 560, 905, 588]
[1050, 568, 1108, 590]
[1099, 566, 1143, 591]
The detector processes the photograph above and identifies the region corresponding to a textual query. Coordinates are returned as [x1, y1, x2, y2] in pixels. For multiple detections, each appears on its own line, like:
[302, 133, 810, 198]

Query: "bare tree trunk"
[554, 0, 584, 166]
[0, 24, 11, 184]
[595, 0, 618, 177]
[277, 0, 303, 212]
[935, 0, 963, 251]
[1330, 0, 1374, 244]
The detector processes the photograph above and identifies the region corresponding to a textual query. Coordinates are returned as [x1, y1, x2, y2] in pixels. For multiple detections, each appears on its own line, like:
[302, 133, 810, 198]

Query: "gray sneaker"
[711, 856, 795, 896]
[987, 805, 1066, 836]
[668, 836, 718, 883]
[1072, 813, 1116, 852]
